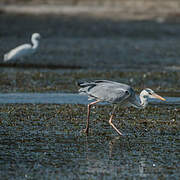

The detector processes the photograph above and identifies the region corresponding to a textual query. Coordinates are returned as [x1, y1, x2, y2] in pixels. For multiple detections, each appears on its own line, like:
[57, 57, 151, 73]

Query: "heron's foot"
[117, 131, 123, 136]
[109, 121, 123, 136]
[83, 128, 89, 135]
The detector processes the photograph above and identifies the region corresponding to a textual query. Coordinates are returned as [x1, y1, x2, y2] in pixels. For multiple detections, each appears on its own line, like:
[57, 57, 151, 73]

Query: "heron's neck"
[31, 38, 39, 50]
[138, 92, 149, 109]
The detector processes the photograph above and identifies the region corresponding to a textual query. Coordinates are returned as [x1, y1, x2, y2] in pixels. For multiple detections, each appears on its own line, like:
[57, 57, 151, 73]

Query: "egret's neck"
[31, 38, 39, 50]
[139, 91, 149, 108]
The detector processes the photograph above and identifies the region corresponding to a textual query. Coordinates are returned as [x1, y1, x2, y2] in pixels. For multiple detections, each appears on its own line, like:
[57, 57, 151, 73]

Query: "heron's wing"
[78, 80, 133, 103]
[78, 80, 126, 88]
[89, 84, 131, 103]
[4, 44, 32, 61]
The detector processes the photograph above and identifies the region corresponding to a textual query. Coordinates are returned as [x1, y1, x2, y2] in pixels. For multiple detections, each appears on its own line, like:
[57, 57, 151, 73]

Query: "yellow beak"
[152, 93, 166, 101]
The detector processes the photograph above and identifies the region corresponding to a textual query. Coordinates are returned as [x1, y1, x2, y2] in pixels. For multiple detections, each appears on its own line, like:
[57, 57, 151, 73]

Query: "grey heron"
[4, 33, 41, 62]
[78, 80, 165, 136]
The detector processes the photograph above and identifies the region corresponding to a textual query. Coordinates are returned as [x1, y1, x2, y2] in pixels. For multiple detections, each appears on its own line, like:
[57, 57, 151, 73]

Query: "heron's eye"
[149, 92, 152, 95]
[125, 91, 129, 94]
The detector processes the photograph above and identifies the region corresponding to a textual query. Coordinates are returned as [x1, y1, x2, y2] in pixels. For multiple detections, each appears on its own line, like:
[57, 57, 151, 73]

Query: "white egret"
[4, 33, 41, 62]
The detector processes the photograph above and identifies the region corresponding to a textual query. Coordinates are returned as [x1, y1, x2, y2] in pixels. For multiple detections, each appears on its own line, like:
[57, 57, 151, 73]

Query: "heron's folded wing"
[87, 83, 131, 103]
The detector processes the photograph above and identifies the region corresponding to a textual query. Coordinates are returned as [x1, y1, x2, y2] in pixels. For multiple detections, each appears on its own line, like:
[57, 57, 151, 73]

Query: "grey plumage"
[78, 80, 136, 105]
[78, 79, 165, 136]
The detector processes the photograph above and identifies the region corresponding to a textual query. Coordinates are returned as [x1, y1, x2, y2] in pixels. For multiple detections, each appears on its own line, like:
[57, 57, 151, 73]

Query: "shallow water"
[0, 92, 180, 105]
[0, 103, 179, 179]
[0, 70, 179, 179]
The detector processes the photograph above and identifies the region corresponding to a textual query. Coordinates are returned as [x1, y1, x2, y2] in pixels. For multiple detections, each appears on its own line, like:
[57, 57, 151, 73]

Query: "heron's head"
[32, 33, 41, 41]
[141, 88, 166, 101]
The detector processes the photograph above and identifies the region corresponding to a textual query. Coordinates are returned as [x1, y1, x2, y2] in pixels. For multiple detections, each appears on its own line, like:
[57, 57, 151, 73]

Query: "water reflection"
[82, 136, 151, 178]
[139, 157, 147, 177]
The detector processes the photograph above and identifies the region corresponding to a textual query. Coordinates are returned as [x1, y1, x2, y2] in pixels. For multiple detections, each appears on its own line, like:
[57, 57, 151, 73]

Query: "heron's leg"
[84, 100, 101, 135]
[109, 105, 123, 136]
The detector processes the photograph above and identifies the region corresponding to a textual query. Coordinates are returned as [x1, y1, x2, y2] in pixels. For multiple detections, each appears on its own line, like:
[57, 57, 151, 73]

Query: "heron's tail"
[77, 80, 96, 94]
[77, 81, 95, 88]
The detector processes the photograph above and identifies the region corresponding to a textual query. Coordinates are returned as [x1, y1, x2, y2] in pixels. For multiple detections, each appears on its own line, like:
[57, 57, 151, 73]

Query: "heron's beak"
[152, 93, 166, 101]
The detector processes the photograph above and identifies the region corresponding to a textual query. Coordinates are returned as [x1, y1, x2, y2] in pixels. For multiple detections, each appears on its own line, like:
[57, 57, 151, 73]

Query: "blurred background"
[0, 1, 180, 179]
[1, 0, 180, 68]
[0, 0, 180, 93]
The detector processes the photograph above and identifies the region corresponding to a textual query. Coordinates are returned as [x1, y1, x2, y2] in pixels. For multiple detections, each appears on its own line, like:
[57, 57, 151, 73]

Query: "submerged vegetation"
[0, 104, 179, 179]
[0, 70, 180, 93]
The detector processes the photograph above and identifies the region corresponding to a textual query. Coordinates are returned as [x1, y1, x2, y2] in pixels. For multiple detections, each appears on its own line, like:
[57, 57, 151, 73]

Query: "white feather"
[4, 33, 41, 62]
